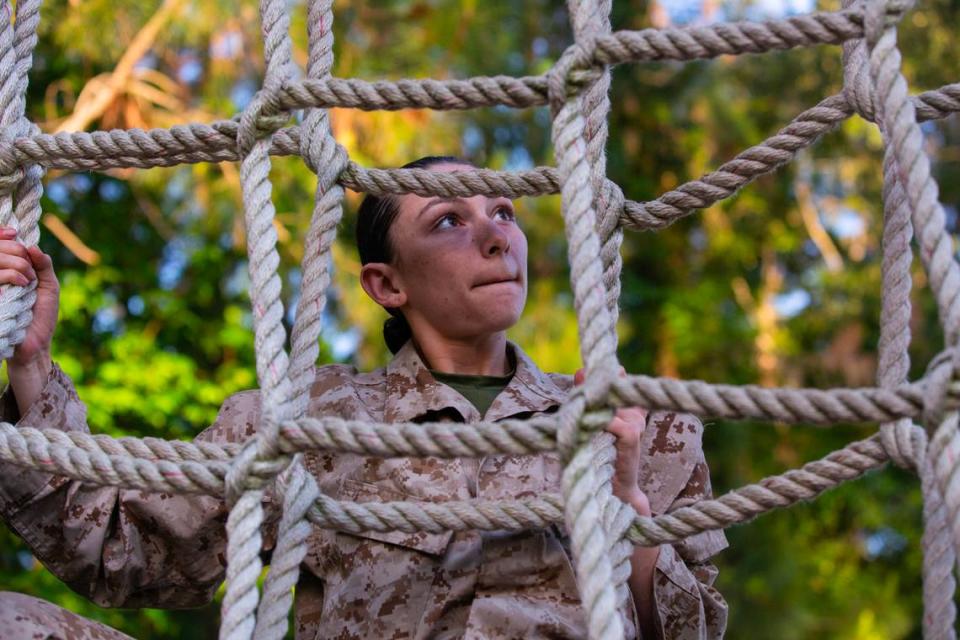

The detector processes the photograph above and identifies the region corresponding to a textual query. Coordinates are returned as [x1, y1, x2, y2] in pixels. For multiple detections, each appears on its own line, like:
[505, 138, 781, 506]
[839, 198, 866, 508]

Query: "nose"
[479, 217, 510, 257]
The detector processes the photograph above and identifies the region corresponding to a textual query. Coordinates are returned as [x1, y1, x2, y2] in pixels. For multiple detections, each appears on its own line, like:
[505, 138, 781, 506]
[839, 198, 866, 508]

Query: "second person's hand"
[0, 226, 60, 369]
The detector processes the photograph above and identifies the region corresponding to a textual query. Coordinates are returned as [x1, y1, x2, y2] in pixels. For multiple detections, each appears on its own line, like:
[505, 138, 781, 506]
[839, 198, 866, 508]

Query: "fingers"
[576, 366, 647, 440]
[616, 406, 647, 423]
[27, 245, 54, 273]
[0, 226, 56, 288]
[607, 413, 645, 441]
[607, 405, 648, 445]
[0, 246, 37, 282]
[0, 269, 31, 287]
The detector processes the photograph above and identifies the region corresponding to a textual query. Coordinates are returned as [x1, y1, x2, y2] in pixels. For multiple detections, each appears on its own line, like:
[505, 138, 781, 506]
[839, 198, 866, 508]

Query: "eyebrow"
[416, 197, 458, 220]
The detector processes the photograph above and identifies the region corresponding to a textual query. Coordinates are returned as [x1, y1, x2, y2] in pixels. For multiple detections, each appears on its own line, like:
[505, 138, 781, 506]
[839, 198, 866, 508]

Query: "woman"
[0, 157, 727, 639]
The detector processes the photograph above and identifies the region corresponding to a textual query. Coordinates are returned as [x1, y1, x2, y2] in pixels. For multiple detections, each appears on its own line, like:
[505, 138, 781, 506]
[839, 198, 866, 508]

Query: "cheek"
[402, 242, 470, 301]
[511, 229, 529, 272]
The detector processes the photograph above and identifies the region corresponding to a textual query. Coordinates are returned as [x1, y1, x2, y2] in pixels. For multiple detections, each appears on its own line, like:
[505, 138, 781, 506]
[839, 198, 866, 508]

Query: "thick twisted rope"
[569, 0, 622, 327]
[287, 0, 347, 419]
[0, 367, 950, 487]
[861, 5, 960, 640]
[254, 457, 319, 640]
[253, 1, 348, 633]
[0, 82, 954, 175]
[845, 0, 959, 628]
[220, 0, 299, 637]
[865, 7, 960, 351]
[567, 3, 630, 630]
[0, 417, 909, 543]
[862, 15, 960, 635]
[550, 0, 623, 635]
[0, 0, 42, 361]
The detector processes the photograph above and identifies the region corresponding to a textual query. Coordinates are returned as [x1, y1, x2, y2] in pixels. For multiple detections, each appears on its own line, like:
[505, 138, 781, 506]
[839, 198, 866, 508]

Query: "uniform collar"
[383, 340, 568, 424]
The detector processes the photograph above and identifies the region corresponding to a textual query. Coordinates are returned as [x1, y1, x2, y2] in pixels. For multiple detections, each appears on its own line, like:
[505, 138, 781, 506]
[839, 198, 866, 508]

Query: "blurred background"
[0, 0, 958, 637]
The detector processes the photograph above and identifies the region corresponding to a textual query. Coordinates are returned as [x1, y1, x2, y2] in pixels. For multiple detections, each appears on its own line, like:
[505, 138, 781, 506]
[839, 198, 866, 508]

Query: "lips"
[473, 275, 519, 288]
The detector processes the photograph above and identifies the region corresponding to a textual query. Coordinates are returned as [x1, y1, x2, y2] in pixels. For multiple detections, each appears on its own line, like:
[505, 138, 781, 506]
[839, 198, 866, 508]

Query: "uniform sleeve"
[0, 362, 273, 608]
[650, 446, 729, 639]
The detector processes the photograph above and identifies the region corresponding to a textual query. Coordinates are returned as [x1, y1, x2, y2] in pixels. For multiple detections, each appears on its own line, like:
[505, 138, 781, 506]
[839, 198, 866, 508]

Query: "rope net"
[1, 0, 959, 637]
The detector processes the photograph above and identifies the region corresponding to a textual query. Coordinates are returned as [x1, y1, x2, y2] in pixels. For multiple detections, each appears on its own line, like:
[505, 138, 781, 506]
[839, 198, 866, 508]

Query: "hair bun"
[383, 314, 412, 354]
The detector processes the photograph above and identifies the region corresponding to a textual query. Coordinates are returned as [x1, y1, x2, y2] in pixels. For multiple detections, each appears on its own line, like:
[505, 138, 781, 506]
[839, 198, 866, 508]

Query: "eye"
[493, 205, 516, 222]
[434, 212, 460, 230]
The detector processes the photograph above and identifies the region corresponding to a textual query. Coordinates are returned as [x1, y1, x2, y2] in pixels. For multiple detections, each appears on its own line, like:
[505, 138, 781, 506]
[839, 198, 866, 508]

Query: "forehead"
[396, 162, 495, 216]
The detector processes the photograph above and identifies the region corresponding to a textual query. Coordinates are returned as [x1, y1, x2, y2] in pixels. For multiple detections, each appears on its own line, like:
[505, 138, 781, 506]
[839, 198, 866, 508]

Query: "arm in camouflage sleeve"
[0, 362, 273, 608]
[647, 445, 729, 639]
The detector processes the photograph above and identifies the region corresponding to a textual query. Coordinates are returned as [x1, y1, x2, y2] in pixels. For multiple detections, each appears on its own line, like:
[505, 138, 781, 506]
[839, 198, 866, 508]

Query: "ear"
[360, 262, 407, 309]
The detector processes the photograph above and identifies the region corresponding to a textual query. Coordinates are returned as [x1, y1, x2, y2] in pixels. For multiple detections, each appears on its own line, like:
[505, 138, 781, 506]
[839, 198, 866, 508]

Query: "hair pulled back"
[355, 156, 472, 354]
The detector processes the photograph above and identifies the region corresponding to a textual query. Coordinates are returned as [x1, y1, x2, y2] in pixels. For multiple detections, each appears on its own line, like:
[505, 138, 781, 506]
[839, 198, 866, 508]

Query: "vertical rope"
[288, 0, 348, 419]
[866, 5, 960, 348]
[221, 0, 297, 636]
[878, 148, 957, 639]
[254, 456, 320, 640]
[0, 0, 43, 360]
[561, 433, 625, 640]
[550, 1, 624, 636]
[589, 432, 639, 637]
[865, 5, 960, 636]
[10, 0, 43, 249]
[565, 3, 633, 628]
[841, 0, 960, 630]
[567, 0, 623, 328]
[253, 1, 349, 633]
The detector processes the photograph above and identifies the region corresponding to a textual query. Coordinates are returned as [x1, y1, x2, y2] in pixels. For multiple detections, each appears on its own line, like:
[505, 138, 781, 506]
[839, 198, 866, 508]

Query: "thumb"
[27, 246, 56, 285]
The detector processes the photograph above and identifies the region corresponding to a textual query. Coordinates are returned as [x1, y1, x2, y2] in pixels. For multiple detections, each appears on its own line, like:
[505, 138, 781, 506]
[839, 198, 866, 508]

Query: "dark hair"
[356, 155, 473, 354]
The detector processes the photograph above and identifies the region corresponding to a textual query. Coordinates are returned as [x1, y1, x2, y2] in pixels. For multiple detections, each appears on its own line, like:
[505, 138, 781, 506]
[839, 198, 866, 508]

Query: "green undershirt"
[430, 369, 515, 417]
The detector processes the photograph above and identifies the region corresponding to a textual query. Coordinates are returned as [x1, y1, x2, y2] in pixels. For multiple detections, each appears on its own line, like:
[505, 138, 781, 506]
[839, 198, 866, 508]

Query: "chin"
[458, 288, 526, 333]
[480, 307, 524, 334]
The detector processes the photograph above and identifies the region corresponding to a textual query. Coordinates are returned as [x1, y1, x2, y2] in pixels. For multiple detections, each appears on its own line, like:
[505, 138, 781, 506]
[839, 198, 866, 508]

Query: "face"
[362, 163, 528, 342]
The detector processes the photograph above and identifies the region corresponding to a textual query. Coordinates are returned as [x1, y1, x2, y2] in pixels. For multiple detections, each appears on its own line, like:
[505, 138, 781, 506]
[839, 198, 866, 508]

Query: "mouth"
[473, 276, 519, 288]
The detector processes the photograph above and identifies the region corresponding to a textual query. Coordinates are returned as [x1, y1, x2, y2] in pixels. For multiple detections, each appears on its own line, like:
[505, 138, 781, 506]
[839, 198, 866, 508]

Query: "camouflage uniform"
[0, 341, 728, 638]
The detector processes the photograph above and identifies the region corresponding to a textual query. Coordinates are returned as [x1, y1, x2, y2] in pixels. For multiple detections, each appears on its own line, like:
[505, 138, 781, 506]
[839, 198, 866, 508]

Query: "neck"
[412, 331, 510, 376]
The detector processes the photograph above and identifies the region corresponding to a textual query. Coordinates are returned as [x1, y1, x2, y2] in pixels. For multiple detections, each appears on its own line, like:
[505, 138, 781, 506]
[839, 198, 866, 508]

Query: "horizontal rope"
[0, 86, 952, 242]
[271, 8, 878, 114]
[0, 362, 952, 497]
[628, 432, 889, 545]
[3, 82, 954, 176]
[0, 85, 949, 174]
[305, 430, 892, 545]
[613, 373, 937, 424]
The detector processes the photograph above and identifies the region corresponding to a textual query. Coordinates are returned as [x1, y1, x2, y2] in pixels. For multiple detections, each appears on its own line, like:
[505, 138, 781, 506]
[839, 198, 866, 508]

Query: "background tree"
[0, 0, 957, 637]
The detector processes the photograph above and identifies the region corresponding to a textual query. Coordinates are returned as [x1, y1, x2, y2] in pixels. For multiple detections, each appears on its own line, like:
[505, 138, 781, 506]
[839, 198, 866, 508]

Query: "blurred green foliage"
[1, 0, 959, 637]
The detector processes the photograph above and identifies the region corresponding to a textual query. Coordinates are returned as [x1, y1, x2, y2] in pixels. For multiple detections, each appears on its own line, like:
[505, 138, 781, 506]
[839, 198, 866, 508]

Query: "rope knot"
[299, 113, 349, 181]
[0, 167, 24, 196]
[557, 362, 621, 462]
[224, 407, 292, 506]
[878, 419, 927, 470]
[597, 179, 624, 237]
[0, 128, 24, 196]
[921, 347, 960, 431]
[864, 0, 915, 45]
[841, 31, 876, 121]
[548, 41, 604, 118]
[236, 89, 289, 156]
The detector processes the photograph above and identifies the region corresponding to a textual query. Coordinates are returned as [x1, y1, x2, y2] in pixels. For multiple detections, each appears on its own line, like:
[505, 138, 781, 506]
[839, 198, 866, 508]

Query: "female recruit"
[0, 157, 727, 639]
